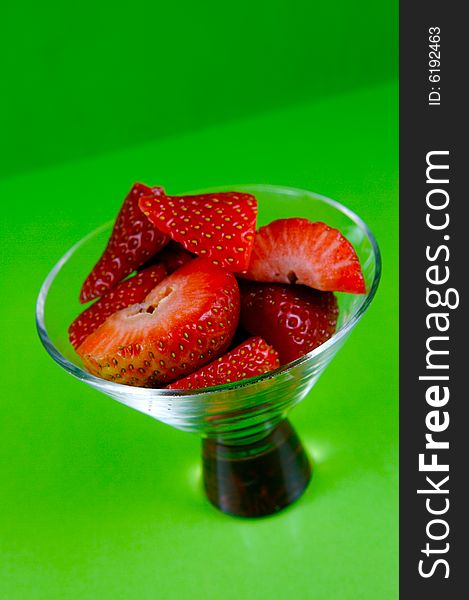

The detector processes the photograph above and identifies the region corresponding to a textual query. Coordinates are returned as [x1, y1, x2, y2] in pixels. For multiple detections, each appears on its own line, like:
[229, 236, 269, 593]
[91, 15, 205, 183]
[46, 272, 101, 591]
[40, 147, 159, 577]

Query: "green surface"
[0, 1, 397, 179]
[0, 81, 398, 599]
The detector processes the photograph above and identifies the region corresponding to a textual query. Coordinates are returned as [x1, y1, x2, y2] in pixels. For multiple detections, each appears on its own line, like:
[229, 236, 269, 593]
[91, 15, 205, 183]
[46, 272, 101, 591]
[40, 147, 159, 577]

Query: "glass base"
[202, 419, 311, 517]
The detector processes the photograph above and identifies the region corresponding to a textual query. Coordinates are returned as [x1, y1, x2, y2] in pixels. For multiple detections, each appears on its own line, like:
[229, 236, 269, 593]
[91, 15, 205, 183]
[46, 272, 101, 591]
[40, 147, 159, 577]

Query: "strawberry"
[77, 258, 240, 387]
[69, 264, 167, 350]
[240, 282, 338, 365]
[241, 218, 366, 294]
[80, 183, 170, 303]
[139, 191, 257, 272]
[139, 240, 194, 274]
[167, 336, 279, 390]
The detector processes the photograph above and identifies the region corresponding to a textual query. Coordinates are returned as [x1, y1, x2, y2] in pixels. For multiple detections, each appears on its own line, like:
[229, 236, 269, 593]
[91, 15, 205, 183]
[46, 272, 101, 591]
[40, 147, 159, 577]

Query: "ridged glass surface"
[36, 185, 381, 442]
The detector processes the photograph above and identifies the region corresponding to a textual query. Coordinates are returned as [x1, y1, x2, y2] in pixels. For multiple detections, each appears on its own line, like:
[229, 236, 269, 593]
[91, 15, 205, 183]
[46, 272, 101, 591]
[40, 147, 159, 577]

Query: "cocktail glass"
[36, 185, 381, 517]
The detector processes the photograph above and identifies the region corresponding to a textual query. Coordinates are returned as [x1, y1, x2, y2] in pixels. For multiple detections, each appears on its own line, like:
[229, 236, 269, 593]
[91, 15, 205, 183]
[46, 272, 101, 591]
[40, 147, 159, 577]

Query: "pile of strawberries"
[69, 183, 365, 390]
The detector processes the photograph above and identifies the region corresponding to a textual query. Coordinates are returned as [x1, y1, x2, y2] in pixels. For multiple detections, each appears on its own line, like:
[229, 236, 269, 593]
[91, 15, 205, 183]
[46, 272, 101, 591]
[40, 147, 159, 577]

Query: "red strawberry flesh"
[77, 258, 240, 387]
[242, 218, 366, 294]
[167, 336, 279, 390]
[139, 191, 257, 272]
[240, 282, 338, 365]
[80, 183, 170, 303]
[69, 264, 167, 350]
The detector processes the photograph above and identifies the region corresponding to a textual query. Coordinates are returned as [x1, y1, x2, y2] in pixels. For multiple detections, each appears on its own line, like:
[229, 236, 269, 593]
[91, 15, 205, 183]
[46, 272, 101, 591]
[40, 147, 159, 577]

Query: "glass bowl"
[36, 185, 381, 517]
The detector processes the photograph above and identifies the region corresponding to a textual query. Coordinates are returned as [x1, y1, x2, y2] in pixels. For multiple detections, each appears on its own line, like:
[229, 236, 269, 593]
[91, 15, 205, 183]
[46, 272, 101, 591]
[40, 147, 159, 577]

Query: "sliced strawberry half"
[241, 218, 366, 294]
[77, 258, 240, 387]
[69, 264, 167, 350]
[139, 191, 257, 272]
[167, 336, 279, 390]
[80, 183, 170, 303]
[240, 282, 338, 365]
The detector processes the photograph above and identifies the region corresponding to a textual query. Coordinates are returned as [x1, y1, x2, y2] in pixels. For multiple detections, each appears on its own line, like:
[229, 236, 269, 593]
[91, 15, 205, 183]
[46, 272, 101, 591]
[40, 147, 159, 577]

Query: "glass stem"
[202, 419, 311, 517]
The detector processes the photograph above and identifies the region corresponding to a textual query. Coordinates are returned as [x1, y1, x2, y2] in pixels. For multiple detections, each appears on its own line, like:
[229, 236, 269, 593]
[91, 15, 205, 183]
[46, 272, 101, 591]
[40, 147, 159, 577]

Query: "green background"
[0, 2, 398, 598]
[1, 1, 396, 179]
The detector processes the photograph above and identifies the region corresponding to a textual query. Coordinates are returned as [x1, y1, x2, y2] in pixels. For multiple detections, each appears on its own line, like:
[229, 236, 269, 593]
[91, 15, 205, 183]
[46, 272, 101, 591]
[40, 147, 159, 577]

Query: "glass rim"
[36, 184, 382, 398]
